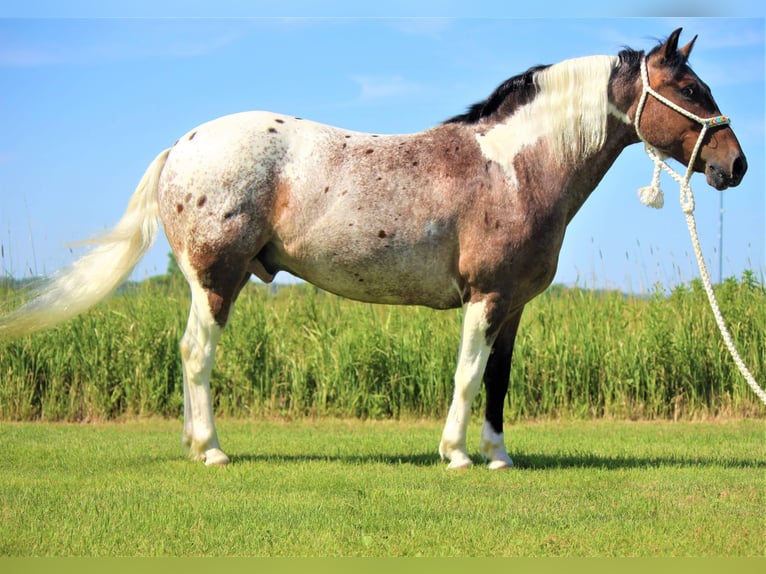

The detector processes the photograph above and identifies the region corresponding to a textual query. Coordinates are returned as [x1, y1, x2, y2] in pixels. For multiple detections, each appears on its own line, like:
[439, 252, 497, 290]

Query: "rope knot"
[680, 181, 695, 214]
[637, 157, 664, 208]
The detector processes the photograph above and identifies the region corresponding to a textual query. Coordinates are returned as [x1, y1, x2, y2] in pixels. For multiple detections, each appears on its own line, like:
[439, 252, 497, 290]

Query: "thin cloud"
[388, 17, 454, 38]
[353, 74, 423, 100]
[0, 20, 248, 68]
[0, 46, 60, 67]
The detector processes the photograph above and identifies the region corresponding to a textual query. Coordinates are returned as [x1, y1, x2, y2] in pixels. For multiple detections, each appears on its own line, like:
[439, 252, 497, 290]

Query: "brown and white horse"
[0, 29, 747, 468]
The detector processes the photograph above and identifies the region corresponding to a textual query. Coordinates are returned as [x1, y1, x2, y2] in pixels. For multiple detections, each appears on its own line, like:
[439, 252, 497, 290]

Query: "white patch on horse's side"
[477, 55, 617, 185]
[439, 299, 494, 469]
[480, 420, 514, 470]
[177, 251, 228, 466]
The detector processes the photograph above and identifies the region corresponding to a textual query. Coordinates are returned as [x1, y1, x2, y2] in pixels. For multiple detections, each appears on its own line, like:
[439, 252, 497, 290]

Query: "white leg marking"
[480, 420, 514, 470]
[180, 277, 229, 466]
[439, 300, 494, 470]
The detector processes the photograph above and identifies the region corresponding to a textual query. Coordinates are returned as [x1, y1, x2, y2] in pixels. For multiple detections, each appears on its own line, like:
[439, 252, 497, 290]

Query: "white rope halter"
[633, 57, 766, 406]
[634, 57, 730, 210]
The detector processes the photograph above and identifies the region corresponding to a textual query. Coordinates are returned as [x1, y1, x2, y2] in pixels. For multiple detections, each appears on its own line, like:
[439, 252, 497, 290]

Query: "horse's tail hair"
[0, 148, 171, 338]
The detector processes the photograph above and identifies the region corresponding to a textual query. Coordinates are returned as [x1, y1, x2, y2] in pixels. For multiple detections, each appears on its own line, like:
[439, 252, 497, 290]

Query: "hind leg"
[178, 252, 250, 466]
[180, 279, 229, 465]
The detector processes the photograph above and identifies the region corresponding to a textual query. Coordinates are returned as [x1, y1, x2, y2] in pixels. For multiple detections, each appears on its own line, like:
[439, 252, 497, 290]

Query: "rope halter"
[633, 56, 730, 212]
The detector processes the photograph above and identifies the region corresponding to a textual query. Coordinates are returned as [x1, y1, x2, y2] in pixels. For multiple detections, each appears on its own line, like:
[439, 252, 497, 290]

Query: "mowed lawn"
[0, 418, 763, 557]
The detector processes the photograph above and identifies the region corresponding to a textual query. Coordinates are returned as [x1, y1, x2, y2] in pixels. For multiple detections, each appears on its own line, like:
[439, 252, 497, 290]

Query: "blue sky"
[0, 10, 763, 293]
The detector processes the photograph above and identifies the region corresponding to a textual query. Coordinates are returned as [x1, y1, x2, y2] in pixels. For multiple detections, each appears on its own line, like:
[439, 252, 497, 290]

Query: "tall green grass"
[1, 272, 764, 421]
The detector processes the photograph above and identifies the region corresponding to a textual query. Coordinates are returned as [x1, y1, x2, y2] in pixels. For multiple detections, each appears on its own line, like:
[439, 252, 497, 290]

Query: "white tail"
[0, 148, 171, 338]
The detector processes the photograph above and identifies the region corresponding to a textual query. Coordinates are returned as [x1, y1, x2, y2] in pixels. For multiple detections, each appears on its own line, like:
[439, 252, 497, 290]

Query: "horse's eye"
[679, 84, 696, 100]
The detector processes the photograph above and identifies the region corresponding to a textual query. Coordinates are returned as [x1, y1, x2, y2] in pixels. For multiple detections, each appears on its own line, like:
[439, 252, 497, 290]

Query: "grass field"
[0, 418, 763, 557]
[1, 269, 764, 558]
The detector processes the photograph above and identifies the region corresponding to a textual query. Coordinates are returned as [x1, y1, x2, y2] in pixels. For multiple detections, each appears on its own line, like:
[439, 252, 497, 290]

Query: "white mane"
[476, 55, 618, 182]
[533, 55, 617, 161]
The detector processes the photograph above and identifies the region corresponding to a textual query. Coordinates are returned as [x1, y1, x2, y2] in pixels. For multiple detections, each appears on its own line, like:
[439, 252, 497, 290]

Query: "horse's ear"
[678, 34, 698, 61]
[662, 28, 683, 61]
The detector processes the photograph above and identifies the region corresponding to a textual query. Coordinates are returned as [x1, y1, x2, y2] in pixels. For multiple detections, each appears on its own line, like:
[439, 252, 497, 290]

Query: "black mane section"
[444, 64, 550, 124]
[445, 37, 681, 126]
[615, 47, 644, 84]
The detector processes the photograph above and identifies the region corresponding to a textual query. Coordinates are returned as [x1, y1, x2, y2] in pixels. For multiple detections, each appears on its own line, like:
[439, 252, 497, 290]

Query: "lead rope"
[634, 58, 766, 406]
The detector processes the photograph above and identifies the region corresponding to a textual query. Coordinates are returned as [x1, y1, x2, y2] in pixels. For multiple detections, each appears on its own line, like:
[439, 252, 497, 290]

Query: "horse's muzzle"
[706, 153, 747, 190]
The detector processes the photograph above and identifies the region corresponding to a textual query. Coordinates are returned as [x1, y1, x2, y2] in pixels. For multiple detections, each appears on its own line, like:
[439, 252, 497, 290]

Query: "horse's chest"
[459, 200, 566, 298]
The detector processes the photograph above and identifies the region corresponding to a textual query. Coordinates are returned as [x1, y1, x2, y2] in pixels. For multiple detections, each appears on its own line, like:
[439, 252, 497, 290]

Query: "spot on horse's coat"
[188, 131, 197, 140]
[176, 204, 184, 214]
[365, 149, 374, 155]
[378, 230, 387, 238]
[268, 127, 278, 134]
[275, 118, 285, 124]
[184, 193, 192, 203]
[197, 195, 207, 208]
[324, 186, 330, 193]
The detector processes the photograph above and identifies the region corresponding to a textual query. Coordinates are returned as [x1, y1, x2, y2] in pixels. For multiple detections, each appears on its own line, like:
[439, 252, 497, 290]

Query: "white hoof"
[441, 446, 473, 470]
[204, 448, 230, 466]
[487, 458, 514, 470]
[447, 457, 473, 470]
[480, 421, 513, 470]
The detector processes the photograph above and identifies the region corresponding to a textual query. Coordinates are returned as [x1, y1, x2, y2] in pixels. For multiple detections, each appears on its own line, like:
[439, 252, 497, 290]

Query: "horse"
[0, 29, 747, 468]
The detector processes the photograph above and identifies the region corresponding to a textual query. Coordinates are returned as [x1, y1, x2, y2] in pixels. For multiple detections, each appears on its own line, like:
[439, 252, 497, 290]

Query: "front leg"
[480, 308, 523, 469]
[439, 298, 499, 469]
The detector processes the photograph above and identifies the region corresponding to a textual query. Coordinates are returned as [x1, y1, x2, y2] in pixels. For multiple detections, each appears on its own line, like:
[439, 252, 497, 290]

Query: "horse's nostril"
[732, 155, 748, 182]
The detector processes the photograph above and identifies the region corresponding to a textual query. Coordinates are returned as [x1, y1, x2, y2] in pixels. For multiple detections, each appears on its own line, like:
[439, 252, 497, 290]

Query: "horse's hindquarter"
[159, 111, 291, 267]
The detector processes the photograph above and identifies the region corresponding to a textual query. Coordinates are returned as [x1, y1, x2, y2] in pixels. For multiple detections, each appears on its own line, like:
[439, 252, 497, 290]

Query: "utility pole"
[718, 192, 724, 284]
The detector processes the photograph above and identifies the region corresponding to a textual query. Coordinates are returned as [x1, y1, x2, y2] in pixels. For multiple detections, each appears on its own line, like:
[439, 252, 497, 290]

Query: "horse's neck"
[560, 119, 637, 223]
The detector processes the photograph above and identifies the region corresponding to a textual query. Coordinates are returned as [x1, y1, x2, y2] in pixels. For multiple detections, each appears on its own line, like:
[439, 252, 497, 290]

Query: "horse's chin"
[705, 165, 733, 191]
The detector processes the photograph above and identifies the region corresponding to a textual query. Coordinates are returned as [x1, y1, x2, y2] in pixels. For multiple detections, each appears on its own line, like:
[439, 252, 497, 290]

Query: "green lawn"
[0, 418, 763, 557]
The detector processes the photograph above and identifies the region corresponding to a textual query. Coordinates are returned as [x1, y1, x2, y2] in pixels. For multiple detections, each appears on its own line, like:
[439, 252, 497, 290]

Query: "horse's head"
[631, 28, 747, 190]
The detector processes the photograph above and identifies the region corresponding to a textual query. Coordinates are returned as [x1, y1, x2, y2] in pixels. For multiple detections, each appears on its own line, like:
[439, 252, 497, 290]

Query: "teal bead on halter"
[705, 115, 730, 127]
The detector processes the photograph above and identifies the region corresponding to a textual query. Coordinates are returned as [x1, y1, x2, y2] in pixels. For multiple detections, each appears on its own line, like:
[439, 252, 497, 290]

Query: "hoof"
[487, 459, 514, 470]
[444, 450, 473, 470]
[204, 448, 230, 466]
[447, 459, 473, 470]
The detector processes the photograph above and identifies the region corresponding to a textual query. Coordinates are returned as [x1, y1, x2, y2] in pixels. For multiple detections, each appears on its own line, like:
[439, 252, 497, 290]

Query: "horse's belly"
[299, 269, 462, 309]
[266, 241, 463, 309]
